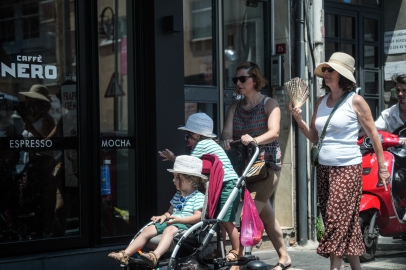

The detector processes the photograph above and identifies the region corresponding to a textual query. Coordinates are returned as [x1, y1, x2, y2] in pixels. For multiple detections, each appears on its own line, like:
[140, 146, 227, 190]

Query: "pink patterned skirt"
[316, 164, 366, 258]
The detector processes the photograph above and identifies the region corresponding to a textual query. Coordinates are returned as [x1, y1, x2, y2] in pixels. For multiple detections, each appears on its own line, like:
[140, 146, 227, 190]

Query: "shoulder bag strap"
[318, 91, 350, 145]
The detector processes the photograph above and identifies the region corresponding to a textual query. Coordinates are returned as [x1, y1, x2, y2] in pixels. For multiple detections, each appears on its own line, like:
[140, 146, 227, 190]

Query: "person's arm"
[353, 95, 390, 191]
[289, 97, 323, 143]
[151, 205, 174, 224]
[220, 101, 238, 150]
[359, 113, 386, 137]
[158, 149, 176, 162]
[166, 210, 202, 225]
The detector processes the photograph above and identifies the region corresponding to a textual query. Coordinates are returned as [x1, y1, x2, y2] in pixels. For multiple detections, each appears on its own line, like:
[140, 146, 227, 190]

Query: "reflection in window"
[325, 14, 338, 38]
[0, 5, 15, 42]
[341, 16, 355, 40]
[364, 72, 378, 95]
[184, 0, 214, 86]
[364, 45, 377, 68]
[364, 18, 377, 42]
[98, 0, 137, 238]
[341, 43, 355, 59]
[223, 0, 265, 89]
[22, 2, 40, 39]
[365, 98, 379, 120]
[325, 42, 338, 61]
[0, 0, 79, 242]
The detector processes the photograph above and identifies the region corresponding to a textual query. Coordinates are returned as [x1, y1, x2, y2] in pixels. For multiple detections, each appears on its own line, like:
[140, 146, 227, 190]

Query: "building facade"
[0, 0, 405, 269]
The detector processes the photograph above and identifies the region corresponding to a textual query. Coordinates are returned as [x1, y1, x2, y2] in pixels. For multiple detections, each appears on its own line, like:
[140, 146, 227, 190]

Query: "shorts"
[246, 168, 280, 203]
[214, 179, 240, 222]
[152, 221, 190, 234]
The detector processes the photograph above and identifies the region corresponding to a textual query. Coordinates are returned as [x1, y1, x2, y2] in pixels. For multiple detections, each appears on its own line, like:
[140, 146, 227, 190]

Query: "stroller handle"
[229, 139, 258, 147]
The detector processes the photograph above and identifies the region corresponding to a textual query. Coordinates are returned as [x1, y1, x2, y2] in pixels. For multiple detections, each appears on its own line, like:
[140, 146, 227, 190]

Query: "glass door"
[183, 0, 269, 135]
[325, 3, 383, 119]
[223, 0, 268, 115]
[0, 0, 81, 248]
[97, 0, 137, 240]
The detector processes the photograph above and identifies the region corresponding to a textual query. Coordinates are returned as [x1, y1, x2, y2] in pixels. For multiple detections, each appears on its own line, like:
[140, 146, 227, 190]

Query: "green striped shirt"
[191, 139, 239, 182]
[170, 190, 205, 218]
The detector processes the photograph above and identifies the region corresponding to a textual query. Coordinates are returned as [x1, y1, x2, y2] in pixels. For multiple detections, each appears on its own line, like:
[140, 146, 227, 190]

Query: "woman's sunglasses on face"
[232, 76, 255, 84]
[322, 67, 335, 73]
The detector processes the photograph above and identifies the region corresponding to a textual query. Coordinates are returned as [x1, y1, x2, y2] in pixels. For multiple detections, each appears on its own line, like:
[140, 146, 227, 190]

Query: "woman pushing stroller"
[159, 113, 242, 262]
[108, 155, 206, 267]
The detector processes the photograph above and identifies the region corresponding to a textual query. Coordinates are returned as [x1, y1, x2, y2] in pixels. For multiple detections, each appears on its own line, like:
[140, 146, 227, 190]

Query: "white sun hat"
[178, 113, 217, 138]
[314, 52, 356, 84]
[167, 155, 208, 180]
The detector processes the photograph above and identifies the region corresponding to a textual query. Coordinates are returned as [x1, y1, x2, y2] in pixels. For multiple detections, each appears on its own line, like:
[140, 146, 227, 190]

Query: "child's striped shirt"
[191, 139, 239, 182]
[170, 190, 205, 219]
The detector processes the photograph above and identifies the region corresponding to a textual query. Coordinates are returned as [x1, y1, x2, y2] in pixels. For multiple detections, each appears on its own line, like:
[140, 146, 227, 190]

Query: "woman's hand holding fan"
[284, 77, 310, 108]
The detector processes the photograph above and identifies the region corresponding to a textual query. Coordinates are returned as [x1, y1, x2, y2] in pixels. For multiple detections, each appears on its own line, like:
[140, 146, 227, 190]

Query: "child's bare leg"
[222, 222, 240, 256]
[218, 223, 226, 253]
[125, 225, 158, 256]
[153, 225, 179, 259]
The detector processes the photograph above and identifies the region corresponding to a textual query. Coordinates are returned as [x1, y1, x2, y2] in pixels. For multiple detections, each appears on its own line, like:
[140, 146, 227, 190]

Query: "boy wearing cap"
[108, 155, 206, 267]
[159, 113, 241, 262]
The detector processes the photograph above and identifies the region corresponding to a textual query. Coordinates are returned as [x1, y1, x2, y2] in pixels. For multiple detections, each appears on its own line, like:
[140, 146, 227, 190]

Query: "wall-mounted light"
[98, 6, 115, 50]
[246, 0, 258, 8]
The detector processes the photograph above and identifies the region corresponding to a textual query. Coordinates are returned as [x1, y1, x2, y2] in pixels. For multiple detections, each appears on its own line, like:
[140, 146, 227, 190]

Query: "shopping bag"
[240, 188, 264, 247]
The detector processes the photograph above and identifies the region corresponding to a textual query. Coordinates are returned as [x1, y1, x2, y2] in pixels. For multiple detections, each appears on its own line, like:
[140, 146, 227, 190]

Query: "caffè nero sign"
[0, 54, 57, 79]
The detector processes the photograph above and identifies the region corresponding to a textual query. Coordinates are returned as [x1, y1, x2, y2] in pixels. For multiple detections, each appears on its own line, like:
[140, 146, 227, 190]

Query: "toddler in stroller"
[108, 155, 207, 267]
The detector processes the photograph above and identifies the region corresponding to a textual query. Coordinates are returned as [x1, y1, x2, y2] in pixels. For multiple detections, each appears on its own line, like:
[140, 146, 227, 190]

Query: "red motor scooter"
[357, 129, 406, 262]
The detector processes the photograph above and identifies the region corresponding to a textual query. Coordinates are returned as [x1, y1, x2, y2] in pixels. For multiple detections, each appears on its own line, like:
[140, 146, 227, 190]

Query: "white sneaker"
[402, 211, 406, 222]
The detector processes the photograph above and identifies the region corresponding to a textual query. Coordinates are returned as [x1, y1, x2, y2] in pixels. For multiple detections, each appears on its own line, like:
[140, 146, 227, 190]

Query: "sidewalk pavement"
[250, 237, 406, 270]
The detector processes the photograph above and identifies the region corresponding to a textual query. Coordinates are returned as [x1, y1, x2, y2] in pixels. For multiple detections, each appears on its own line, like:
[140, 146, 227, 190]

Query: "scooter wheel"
[359, 216, 378, 262]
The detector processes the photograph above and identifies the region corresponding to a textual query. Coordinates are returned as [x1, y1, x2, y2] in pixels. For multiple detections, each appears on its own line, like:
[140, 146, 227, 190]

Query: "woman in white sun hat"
[289, 52, 390, 270]
[158, 112, 242, 262]
[108, 155, 206, 267]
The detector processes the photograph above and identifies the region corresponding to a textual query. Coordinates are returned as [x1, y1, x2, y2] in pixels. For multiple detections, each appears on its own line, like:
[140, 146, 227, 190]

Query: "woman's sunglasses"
[232, 76, 255, 84]
[321, 67, 335, 73]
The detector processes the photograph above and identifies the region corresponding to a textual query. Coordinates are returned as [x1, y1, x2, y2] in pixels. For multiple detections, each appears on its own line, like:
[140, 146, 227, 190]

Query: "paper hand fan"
[284, 77, 310, 108]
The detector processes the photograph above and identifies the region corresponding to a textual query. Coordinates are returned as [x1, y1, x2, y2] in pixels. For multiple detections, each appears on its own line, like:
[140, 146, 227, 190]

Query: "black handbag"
[311, 91, 350, 167]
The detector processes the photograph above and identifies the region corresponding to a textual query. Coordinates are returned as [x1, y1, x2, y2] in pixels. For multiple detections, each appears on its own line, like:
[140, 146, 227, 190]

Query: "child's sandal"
[140, 251, 158, 268]
[107, 250, 129, 265]
[225, 250, 240, 262]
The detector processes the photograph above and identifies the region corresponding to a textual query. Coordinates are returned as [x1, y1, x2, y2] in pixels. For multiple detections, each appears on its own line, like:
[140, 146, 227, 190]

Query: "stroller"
[122, 141, 260, 270]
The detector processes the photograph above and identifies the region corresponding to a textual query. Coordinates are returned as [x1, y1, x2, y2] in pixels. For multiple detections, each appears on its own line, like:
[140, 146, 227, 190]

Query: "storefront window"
[0, 0, 79, 242]
[184, 0, 214, 86]
[223, 0, 266, 89]
[97, 0, 137, 238]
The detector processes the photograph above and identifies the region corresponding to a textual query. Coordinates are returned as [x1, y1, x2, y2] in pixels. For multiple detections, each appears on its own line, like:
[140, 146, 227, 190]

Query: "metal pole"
[296, 0, 308, 246]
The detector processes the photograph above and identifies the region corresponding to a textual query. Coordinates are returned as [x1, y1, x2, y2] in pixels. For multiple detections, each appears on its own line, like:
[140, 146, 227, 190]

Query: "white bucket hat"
[167, 155, 208, 180]
[178, 113, 216, 138]
[314, 52, 356, 84]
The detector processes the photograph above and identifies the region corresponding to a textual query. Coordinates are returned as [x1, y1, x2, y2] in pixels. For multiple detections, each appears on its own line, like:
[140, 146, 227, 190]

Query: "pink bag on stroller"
[240, 188, 264, 247]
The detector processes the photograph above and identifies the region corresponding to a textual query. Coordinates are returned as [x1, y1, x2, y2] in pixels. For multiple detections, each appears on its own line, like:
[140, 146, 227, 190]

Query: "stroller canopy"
[201, 154, 224, 219]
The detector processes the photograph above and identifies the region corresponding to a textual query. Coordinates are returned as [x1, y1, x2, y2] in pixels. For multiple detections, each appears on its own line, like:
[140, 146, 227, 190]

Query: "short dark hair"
[235, 61, 268, 94]
[321, 74, 356, 91]
[391, 74, 406, 86]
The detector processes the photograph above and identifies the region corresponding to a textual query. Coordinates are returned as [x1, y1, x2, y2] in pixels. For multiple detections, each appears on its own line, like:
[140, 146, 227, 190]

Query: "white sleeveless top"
[315, 92, 362, 166]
